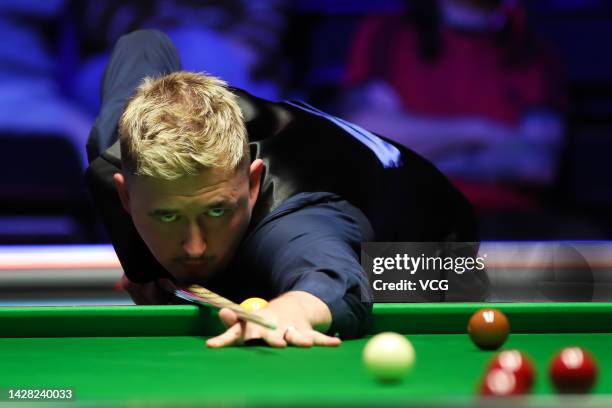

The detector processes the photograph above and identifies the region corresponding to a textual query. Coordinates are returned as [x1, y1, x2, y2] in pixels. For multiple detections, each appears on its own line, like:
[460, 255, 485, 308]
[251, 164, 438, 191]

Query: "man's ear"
[248, 159, 264, 210]
[113, 173, 131, 214]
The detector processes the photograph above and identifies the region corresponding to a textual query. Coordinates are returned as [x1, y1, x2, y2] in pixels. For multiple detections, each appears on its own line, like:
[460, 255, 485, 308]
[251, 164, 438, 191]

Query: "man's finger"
[206, 323, 243, 348]
[156, 278, 176, 293]
[260, 328, 287, 348]
[120, 274, 162, 304]
[284, 327, 313, 348]
[309, 330, 342, 347]
[217, 307, 239, 328]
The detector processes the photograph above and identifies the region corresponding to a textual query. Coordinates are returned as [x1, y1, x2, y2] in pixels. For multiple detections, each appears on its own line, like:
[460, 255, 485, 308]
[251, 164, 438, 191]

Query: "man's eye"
[207, 208, 225, 217]
[159, 214, 178, 223]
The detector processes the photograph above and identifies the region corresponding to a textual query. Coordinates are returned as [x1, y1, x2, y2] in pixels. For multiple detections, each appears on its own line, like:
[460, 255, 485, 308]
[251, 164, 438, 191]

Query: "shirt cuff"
[291, 278, 372, 339]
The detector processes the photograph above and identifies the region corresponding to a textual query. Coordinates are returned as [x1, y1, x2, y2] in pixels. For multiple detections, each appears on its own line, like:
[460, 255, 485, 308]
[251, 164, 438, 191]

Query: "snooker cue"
[174, 284, 277, 330]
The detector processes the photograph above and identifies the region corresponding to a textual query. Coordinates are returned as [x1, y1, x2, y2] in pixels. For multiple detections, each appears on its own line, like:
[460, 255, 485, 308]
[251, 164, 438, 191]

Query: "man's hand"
[120, 273, 171, 305]
[206, 291, 341, 348]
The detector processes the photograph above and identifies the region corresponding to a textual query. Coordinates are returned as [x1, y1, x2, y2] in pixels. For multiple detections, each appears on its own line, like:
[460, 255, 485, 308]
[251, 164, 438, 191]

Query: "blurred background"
[0, 0, 611, 304]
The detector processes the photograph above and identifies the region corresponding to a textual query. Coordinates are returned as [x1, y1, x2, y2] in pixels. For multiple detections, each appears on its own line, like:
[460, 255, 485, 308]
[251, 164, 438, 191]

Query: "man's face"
[114, 160, 263, 284]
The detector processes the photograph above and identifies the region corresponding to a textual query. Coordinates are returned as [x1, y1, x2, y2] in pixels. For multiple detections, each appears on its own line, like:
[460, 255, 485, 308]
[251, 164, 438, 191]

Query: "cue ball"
[240, 297, 268, 311]
[363, 332, 415, 382]
[550, 347, 597, 393]
[468, 308, 510, 350]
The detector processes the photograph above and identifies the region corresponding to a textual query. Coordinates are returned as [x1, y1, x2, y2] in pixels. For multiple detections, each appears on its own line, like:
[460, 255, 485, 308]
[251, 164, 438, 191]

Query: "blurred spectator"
[0, 0, 93, 168]
[341, 0, 567, 211]
[71, 0, 289, 117]
[0, 0, 290, 243]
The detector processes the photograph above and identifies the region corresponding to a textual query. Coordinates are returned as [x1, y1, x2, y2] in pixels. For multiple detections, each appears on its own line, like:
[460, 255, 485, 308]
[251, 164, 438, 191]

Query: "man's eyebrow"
[207, 199, 237, 208]
[147, 200, 237, 216]
[148, 209, 178, 216]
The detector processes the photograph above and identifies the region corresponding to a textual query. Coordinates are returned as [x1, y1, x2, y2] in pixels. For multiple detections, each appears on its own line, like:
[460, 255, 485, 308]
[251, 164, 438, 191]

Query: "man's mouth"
[175, 259, 215, 277]
[181, 260, 206, 265]
[171, 257, 218, 281]
[179, 261, 208, 272]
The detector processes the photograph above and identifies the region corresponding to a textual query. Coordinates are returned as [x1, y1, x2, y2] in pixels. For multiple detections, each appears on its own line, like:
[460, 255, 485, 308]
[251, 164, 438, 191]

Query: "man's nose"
[182, 222, 206, 258]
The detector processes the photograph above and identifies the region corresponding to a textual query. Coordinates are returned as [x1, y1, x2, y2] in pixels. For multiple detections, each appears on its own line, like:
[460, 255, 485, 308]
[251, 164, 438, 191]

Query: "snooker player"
[85, 30, 488, 348]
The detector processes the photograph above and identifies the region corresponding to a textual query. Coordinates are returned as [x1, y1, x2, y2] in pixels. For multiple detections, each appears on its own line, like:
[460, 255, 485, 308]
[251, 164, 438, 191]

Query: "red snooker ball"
[488, 350, 535, 393]
[480, 368, 521, 397]
[550, 347, 597, 393]
[468, 308, 510, 350]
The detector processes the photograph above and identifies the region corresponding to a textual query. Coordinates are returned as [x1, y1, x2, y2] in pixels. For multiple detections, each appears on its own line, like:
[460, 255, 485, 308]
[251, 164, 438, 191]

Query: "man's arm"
[207, 194, 374, 347]
[87, 29, 181, 161]
[120, 274, 341, 347]
[343, 81, 565, 185]
[435, 111, 565, 184]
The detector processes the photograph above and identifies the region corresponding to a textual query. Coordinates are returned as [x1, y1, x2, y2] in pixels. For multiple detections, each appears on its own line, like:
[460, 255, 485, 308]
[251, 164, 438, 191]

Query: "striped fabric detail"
[285, 100, 402, 168]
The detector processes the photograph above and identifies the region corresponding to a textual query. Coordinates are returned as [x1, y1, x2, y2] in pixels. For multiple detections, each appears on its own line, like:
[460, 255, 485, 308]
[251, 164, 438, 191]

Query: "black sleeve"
[86, 29, 181, 162]
[244, 198, 374, 339]
[85, 29, 181, 283]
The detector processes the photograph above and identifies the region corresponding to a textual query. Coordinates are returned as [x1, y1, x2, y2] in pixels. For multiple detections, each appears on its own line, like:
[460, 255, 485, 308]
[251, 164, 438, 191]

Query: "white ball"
[363, 332, 415, 382]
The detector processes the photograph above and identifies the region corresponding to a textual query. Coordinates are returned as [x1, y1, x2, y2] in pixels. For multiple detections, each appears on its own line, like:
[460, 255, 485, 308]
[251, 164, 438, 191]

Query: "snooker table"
[1, 303, 612, 407]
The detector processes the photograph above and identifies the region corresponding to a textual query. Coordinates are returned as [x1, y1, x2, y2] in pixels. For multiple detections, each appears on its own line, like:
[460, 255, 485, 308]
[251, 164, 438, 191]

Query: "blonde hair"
[118, 71, 248, 180]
